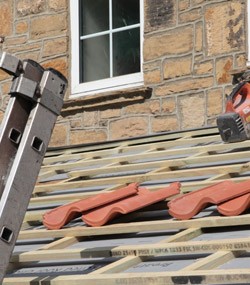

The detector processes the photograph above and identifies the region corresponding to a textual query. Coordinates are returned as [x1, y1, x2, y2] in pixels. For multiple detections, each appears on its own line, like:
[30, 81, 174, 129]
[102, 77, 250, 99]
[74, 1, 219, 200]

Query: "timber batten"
[4, 127, 250, 284]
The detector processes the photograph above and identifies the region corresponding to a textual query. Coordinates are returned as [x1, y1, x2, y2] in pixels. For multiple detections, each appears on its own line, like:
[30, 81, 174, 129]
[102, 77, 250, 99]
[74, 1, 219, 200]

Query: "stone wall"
[0, 0, 247, 146]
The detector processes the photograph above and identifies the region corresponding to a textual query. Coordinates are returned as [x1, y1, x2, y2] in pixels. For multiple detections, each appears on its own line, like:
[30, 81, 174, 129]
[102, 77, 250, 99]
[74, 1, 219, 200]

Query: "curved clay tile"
[43, 183, 139, 230]
[218, 193, 250, 216]
[82, 182, 181, 227]
[168, 180, 250, 220]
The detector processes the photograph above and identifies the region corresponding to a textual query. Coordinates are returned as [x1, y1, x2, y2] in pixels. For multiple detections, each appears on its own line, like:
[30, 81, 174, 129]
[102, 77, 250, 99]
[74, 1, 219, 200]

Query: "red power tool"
[217, 77, 250, 143]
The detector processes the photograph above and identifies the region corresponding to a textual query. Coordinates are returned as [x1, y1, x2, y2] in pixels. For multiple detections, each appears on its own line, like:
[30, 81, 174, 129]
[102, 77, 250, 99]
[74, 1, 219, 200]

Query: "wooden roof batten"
[4, 126, 250, 285]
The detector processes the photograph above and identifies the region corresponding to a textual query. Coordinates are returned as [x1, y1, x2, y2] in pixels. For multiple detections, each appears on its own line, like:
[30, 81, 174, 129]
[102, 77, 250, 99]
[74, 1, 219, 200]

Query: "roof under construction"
[4, 126, 250, 284]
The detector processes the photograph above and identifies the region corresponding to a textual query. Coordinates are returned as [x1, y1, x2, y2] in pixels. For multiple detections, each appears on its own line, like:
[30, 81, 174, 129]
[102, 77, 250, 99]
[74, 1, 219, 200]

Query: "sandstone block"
[70, 129, 107, 145]
[144, 26, 193, 61]
[124, 101, 160, 115]
[216, 57, 233, 84]
[155, 76, 214, 96]
[179, 8, 201, 24]
[205, 2, 244, 56]
[207, 88, 223, 117]
[110, 117, 148, 140]
[144, 0, 176, 33]
[43, 37, 68, 58]
[15, 21, 28, 34]
[83, 111, 99, 127]
[0, 70, 9, 81]
[191, 0, 206, 6]
[70, 119, 82, 129]
[0, 1, 12, 36]
[162, 98, 176, 114]
[236, 54, 247, 69]
[30, 13, 67, 40]
[195, 22, 203, 52]
[151, 116, 179, 133]
[48, 0, 67, 11]
[49, 123, 68, 147]
[42, 57, 68, 78]
[17, 0, 46, 16]
[144, 69, 162, 85]
[179, 93, 205, 129]
[194, 60, 213, 75]
[100, 108, 121, 119]
[179, 0, 190, 11]
[163, 56, 192, 79]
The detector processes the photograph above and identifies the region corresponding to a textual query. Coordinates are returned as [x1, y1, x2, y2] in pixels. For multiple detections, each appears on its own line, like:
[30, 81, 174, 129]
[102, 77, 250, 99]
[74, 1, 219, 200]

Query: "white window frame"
[70, 0, 144, 98]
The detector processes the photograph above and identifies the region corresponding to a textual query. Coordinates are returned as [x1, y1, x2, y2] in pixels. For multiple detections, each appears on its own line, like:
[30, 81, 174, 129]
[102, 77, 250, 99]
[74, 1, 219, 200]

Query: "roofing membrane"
[3, 127, 250, 284]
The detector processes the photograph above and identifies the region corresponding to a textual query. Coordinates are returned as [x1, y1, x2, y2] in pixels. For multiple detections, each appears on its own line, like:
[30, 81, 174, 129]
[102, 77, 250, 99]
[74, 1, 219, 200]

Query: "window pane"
[80, 35, 110, 83]
[79, 0, 109, 36]
[113, 28, 140, 77]
[112, 0, 140, 29]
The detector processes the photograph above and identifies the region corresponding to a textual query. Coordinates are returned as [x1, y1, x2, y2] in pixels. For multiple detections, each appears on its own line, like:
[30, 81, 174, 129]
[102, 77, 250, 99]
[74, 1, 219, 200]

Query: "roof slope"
[4, 127, 250, 285]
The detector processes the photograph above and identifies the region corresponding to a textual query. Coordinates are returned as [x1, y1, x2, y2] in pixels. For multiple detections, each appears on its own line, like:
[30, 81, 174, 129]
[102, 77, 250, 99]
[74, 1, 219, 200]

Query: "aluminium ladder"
[0, 52, 67, 283]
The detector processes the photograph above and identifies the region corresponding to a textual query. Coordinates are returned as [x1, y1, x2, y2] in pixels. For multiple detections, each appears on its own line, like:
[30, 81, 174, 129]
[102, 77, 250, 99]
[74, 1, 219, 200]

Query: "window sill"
[61, 87, 152, 115]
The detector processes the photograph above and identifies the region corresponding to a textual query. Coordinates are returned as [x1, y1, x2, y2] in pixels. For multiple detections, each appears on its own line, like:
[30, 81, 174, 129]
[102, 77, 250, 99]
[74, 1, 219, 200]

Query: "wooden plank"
[4, 269, 250, 285]
[182, 250, 245, 271]
[91, 228, 203, 275]
[7, 127, 250, 284]
[18, 214, 250, 240]
[40, 139, 250, 174]
[11, 236, 250, 263]
[43, 134, 220, 165]
[33, 162, 250, 194]
[111, 237, 250, 257]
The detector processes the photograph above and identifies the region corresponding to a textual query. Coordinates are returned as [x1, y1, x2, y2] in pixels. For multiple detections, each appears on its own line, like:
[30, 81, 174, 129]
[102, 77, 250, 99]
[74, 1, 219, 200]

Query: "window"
[70, 0, 144, 97]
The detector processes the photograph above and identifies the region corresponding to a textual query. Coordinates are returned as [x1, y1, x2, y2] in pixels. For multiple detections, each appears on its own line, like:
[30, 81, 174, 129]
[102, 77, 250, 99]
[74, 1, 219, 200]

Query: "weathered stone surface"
[155, 76, 214, 96]
[15, 21, 28, 34]
[236, 54, 247, 69]
[162, 98, 176, 114]
[179, 8, 201, 24]
[100, 108, 121, 119]
[216, 57, 233, 84]
[191, 0, 206, 6]
[195, 22, 203, 52]
[0, 111, 4, 123]
[0, 70, 9, 81]
[83, 111, 99, 127]
[144, 26, 193, 61]
[205, 1, 245, 56]
[207, 88, 223, 116]
[179, 0, 190, 11]
[49, 123, 68, 147]
[144, 69, 162, 85]
[1, 81, 11, 95]
[143, 61, 161, 72]
[163, 56, 192, 79]
[179, 93, 205, 129]
[0, 1, 12, 36]
[43, 37, 68, 58]
[194, 60, 213, 75]
[4, 36, 27, 46]
[151, 116, 179, 133]
[124, 101, 160, 115]
[17, 0, 46, 16]
[30, 13, 67, 39]
[70, 130, 107, 145]
[110, 117, 148, 140]
[42, 57, 68, 78]
[48, 0, 67, 11]
[144, 0, 176, 32]
[70, 118, 82, 129]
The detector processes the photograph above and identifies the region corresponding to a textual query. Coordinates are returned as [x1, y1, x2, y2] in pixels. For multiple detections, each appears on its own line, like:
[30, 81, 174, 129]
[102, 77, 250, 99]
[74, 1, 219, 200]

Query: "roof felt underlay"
[4, 127, 250, 285]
